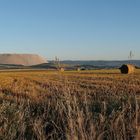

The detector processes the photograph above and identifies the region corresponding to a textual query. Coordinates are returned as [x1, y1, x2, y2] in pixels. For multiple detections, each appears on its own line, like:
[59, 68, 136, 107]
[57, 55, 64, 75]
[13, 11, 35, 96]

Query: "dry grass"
[0, 69, 140, 140]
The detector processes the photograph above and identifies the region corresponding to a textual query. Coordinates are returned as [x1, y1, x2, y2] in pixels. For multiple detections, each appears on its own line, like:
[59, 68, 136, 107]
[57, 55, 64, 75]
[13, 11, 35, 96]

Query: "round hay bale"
[60, 68, 65, 72]
[119, 64, 135, 74]
[77, 68, 81, 72]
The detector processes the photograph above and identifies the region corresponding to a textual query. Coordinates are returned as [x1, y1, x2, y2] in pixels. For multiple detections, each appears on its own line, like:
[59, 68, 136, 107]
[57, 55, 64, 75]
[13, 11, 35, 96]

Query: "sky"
[0, 0, 140, 60]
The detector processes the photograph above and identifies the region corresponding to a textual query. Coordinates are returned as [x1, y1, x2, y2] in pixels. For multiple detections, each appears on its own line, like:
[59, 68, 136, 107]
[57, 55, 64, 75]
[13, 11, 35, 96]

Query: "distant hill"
[27, 60, 140, 70]
[57, 60, 140, 68]
[0, 64, 24, 69]
[0, 60, 140, 70]
[30, 63, 57, 69]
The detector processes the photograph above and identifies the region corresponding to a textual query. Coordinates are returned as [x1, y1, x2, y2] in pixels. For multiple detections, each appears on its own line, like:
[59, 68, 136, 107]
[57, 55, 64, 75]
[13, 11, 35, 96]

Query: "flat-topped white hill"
[0, 54, 47, 66]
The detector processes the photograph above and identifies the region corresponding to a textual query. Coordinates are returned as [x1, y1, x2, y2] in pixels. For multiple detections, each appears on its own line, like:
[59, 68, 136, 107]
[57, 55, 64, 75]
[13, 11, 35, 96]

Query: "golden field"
[0, 69, 140, 140]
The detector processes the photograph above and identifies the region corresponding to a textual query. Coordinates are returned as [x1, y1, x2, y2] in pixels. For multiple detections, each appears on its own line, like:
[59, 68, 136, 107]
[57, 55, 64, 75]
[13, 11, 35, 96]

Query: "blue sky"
[0, 0, 140, 60]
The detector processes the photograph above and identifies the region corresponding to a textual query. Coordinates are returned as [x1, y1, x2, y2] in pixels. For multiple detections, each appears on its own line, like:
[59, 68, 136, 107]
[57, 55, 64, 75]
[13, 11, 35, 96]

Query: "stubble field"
[0, 69, 140, 140]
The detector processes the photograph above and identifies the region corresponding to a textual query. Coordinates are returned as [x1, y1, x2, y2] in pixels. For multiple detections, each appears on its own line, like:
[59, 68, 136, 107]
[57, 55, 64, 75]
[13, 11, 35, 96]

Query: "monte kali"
[0, 54, 47, 66]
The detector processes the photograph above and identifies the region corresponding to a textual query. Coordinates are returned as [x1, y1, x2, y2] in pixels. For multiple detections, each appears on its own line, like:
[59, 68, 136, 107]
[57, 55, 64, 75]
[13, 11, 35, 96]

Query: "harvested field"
[0, 69, 140, 140]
